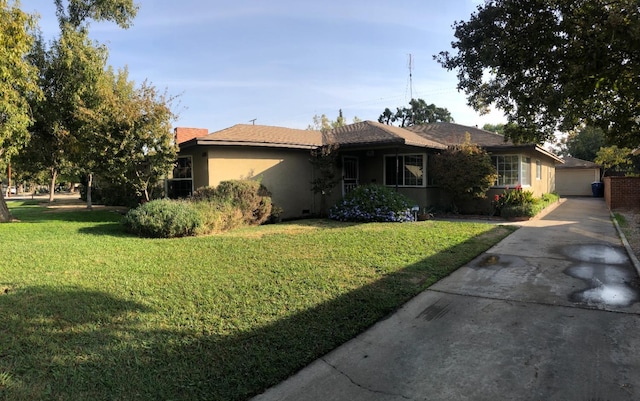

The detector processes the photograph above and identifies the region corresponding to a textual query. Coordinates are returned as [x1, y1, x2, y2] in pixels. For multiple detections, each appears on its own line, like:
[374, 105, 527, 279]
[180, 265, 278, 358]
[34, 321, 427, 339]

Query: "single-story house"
[172, 121, 563, 218]
[555, 156, 601, 196]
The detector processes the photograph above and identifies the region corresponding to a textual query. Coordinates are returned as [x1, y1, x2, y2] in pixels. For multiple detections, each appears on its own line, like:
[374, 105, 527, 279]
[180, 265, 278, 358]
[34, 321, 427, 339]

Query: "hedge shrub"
[122, 199, 202, 238]
[192, 180, 272, 226]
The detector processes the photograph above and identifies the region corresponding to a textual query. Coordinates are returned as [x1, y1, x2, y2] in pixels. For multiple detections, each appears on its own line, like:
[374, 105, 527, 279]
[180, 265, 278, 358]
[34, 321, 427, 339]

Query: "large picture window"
[384, 154, 426, 187]
[491, 155, 531, 187]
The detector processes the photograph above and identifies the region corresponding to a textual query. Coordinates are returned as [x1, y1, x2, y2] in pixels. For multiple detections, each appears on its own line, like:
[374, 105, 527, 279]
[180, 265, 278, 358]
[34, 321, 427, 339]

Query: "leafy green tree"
[0, 1, 41, 222]
[378, 98, 453, 127]
[24, 28, 107, 202]
[431, 134, 497, 212]
[54, 0, 138, 29]
[482, 123, 505, 135]
[595, 146, 633, 177]
[20, 0, 138, 205]
[436, 0, 640, 147]
[307, 109, 359, 132]
[565, 126, 606, 162]
[77, 67, 178, 203]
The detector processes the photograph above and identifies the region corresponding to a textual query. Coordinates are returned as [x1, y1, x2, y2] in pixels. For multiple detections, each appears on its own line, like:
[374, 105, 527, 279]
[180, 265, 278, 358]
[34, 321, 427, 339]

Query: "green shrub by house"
[192, 180, 272, 226]
[431, 138, 498, 213]
[122, 199, 202, 238]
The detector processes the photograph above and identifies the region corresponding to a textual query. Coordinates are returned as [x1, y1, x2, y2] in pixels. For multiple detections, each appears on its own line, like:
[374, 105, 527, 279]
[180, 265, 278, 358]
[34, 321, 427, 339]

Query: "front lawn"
[0, 201, 515, 400]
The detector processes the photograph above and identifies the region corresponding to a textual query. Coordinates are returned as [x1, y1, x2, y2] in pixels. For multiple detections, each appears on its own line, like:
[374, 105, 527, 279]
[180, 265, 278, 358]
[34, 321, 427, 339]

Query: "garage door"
[556, 169, 599, 196]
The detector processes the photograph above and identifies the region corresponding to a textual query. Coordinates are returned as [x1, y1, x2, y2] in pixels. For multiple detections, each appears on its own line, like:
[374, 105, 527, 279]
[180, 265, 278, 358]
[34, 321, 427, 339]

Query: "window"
[522, 157, 531, 186]
[384, 154, 426, 187]
[536, 160, 542, 180]
[168, 156, 193, 198]
[491, 155, 531, 187]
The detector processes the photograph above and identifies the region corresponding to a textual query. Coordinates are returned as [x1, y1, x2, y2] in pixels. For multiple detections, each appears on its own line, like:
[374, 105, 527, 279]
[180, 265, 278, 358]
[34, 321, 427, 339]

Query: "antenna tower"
[408, 54, 413, 101]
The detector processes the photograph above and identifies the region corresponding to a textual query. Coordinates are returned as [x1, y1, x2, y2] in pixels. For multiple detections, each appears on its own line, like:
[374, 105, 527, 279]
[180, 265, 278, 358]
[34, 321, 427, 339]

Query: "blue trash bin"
[591, 182, 604, 197]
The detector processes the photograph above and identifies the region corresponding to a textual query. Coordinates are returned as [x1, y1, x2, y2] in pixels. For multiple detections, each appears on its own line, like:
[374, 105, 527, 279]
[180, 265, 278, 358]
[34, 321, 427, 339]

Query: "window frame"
[383, 153, 427, 188]
[168, 155, 194, 198]
[491, 154, 532, 188]
[536, 159, 542, 180]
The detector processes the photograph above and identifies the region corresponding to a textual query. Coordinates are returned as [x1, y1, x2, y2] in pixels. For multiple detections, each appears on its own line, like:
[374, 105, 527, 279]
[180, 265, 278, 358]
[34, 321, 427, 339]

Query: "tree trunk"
[6, 163, 11, 198]
[0, 189, 14, 222]
[86, 173, 93, 210]
[48, 168, 57, 203]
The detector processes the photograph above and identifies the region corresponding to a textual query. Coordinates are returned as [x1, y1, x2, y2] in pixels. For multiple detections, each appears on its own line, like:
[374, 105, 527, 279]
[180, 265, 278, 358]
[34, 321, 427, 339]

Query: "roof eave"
[194, 139, 318, 150]
[484, 144, 564, 163]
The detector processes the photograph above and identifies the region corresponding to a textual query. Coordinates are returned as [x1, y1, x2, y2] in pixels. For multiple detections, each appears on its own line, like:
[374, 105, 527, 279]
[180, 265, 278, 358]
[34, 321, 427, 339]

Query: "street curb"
[610, 210, 640, 277]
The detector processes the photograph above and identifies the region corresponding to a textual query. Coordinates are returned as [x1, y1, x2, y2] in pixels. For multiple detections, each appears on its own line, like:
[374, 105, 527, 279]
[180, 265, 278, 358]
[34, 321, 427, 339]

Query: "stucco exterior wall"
[203, 146, 318, 218]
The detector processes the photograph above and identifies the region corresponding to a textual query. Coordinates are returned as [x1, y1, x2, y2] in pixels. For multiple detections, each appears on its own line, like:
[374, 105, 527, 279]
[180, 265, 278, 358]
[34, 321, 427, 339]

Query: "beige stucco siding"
[203, 146, 318, 218]
[556, 169, 600, 196]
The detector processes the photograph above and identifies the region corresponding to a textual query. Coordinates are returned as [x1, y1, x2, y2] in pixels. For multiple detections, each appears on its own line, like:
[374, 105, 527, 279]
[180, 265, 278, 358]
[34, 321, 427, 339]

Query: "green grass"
[0, 201, 516, 400]
[614, 212, 629, 228]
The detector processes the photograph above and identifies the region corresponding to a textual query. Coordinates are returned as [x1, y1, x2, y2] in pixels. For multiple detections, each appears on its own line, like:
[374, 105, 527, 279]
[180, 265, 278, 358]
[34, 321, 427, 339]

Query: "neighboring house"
[172, 122, 563, 218]
[556, 156, 601, 196]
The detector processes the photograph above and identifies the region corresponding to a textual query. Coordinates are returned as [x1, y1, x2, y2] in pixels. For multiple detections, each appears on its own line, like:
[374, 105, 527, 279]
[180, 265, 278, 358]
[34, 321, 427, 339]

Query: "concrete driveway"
[253, 198, 640, 401]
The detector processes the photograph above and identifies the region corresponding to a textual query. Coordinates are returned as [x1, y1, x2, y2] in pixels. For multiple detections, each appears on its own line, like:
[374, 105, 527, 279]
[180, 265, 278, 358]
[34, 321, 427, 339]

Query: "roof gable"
[326, 121, 445, 149]
[407, 122, 512, 147]
[177, 121, 562, 163]
[557, 156, 601, 169]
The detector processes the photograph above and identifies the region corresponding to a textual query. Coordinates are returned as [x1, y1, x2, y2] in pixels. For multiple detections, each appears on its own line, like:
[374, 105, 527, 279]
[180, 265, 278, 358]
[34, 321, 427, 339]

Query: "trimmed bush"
[492, 185, 535, 216]
[122, 199, 202, 238]
[192, 180, 272, 226]
[192, 200, 245, 235]
[500, 203, 535, 218]
[329, 185, 414, 222]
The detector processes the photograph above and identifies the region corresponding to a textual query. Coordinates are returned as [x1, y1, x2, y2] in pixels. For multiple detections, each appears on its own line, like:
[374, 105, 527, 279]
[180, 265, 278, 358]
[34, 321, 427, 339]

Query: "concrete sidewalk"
[253, 198, 640, 400]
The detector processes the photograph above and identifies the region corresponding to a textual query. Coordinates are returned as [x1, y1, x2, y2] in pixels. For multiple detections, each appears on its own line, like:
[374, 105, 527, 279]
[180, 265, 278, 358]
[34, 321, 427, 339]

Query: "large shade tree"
[20, 0, 138, 204]
[564, 126, 606, 161]
[0, 1, 41, 222]
[436, 0, 640, 147]
[76, 67, 178, 205]
[378, 98, 453, 127]
[24, 28, 108, 202]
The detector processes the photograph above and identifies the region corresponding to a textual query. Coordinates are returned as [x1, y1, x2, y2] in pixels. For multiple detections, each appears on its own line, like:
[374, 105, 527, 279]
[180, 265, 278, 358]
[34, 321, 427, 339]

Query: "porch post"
[395, 148, 399, 192]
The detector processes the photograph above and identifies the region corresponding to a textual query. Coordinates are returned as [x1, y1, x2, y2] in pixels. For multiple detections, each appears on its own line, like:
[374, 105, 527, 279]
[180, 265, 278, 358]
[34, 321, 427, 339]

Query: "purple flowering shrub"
[329, 185, 415, 222]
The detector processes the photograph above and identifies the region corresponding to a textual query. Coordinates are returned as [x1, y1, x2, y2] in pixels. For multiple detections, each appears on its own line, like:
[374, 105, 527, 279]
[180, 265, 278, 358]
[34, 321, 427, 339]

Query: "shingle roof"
[326, 121, 446, 149]
[407, 122, 512, 147]
[177, 121, 562, 163]
[189, 124, 323, 149]
[557, 156, 601, 169]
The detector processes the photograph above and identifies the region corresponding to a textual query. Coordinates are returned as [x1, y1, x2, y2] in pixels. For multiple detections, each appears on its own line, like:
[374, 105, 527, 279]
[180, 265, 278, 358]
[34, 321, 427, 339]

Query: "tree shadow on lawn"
[0, 226, 512, 401]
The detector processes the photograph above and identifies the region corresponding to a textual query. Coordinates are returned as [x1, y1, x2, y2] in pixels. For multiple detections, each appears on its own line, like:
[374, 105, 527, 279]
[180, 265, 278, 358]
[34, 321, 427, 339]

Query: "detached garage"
[556, 157, 601, 196]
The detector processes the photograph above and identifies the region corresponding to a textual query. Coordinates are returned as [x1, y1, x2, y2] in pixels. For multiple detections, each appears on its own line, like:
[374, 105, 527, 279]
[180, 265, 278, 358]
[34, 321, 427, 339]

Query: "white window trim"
[536, 159, 542, 180]
[383, 153, 427, 188]
[491, 154, 532, 188]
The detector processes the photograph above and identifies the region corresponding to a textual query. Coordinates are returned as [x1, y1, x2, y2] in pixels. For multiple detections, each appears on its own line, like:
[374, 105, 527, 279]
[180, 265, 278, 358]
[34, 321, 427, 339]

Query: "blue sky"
[19, 0, 506, 133]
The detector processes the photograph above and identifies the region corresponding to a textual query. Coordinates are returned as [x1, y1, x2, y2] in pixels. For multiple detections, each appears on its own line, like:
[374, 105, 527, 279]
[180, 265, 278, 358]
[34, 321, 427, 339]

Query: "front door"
[342, 156, 359, 196]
